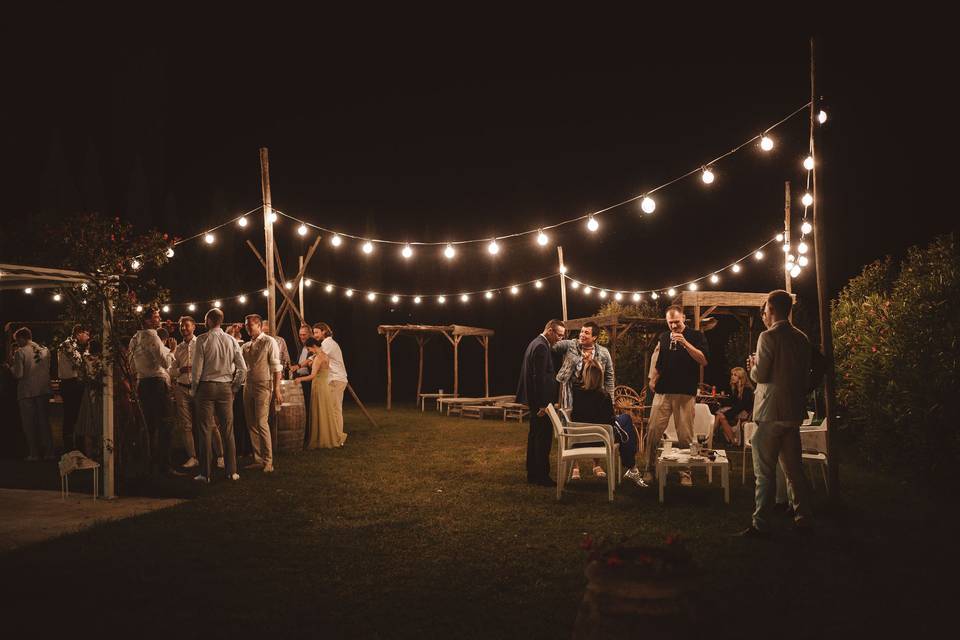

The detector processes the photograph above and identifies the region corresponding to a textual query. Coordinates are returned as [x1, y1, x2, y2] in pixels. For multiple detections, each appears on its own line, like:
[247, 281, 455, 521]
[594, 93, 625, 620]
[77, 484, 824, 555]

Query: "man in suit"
[739, 290, 815, 537]
[516, 319, 566, 486]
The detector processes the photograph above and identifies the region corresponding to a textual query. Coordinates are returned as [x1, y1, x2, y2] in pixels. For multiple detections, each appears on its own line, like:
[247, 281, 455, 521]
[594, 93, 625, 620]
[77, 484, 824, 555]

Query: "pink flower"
[606, 554, 623, 568]
[579, 535, 593, 550]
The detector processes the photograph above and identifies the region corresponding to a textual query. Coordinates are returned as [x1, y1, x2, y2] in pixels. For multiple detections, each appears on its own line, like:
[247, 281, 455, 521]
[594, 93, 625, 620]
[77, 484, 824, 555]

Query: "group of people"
[518, 289, 823, 536]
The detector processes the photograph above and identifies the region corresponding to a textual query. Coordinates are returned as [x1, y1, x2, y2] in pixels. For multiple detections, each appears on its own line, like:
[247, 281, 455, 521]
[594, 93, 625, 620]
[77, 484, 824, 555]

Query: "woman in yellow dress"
[294, 338, 346, 449]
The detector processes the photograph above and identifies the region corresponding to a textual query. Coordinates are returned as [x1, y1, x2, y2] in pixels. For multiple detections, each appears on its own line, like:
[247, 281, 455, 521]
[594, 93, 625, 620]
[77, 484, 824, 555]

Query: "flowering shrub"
[832, 234, 959, 484]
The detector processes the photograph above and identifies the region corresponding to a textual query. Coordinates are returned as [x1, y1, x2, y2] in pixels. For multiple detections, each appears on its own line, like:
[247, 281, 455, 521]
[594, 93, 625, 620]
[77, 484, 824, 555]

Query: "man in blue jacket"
[516, 319, 566, 486]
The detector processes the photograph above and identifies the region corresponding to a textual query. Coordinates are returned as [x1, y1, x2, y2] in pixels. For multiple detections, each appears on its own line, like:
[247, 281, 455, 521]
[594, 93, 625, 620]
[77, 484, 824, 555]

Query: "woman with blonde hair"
[714, 366, 754, 445]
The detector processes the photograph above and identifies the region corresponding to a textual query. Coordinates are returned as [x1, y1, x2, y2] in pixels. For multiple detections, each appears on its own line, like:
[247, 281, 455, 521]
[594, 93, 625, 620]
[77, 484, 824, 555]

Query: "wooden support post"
[298, 255, 305, 322]
[385, 330, 398, 410]
[609, 323, 618, 366]
[558, 246, 568, 321]
[785, 181, 793, 302]
[346, 383, 378, 428]
[481, 335, 489, 397]
[272, 239, 306, 341]
[260, 148, 277, 335]
[416, 336, 427, 402]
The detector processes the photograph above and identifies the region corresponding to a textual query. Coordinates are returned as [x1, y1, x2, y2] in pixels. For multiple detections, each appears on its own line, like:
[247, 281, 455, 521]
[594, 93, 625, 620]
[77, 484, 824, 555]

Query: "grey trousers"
[243, 381, 273, 466]
[19, 395, 53, 458]
[196, 382, 237, 478]
[751, 420, 813, 531]
[173, 384, 222, 460]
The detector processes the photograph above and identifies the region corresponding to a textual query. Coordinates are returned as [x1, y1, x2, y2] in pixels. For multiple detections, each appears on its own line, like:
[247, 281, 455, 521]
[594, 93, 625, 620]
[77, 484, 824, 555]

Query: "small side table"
[60, 459, 101, 500]
[656, 449, 730, 505]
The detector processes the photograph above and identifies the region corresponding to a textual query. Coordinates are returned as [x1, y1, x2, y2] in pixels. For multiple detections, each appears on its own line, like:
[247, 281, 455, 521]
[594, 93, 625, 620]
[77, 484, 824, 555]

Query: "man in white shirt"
[241, 314, 283, 473]
[313, 322, 348, 439]
[262, 321, 290, 376]
[10, 327, 54, 460]
[191, 307, 247, 482]
[170, 316, 223, 470]
[58, 324, 89, 451]
[129, 307, 175, 476]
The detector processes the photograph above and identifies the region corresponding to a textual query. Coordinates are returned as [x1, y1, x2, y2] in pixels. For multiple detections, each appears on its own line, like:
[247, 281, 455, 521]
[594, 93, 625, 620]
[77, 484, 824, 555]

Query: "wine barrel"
[275, 380, 305, 452]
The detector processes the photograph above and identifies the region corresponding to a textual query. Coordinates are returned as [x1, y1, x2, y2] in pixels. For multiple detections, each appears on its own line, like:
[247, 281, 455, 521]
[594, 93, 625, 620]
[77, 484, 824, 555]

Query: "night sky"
[1, 20, 951, 401]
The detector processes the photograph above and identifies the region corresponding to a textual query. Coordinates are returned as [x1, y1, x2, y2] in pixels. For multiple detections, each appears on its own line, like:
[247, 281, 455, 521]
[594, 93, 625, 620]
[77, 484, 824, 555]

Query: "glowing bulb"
[53, 293, 62, 302]
[298, 224, 308, 236]
[331, 234, 342, 247]
[710, 274, 720, 284]
[161, 305, 170, 313]
[188, 304, 196, 312]
[614, 292, 623, 301]
[367, 292, 376, 301]
[438, 296, 446, 304]
[510, 286, 519, 295]
[262, 289, 269, 297]
[414, 296, 422, 304]
[130, 259, 141, 270]
[798, 242, 809, 255]
[632, 293, 641, 302]
[583, 287, 592, 295]
[402, 245, 413, 259]
[587, 216, 599, 232]
[238, 216, 248, 227]
[362, 241, 374, 254]
[801, 193, 814, 207]
[783, 243, 791, 253]
[803, 156, 815, 171]
[304, 279, 312, 287]
[461, 294, 469, 303]
[776, 233, 784, 242]
[166, 248, 175, 258]
[817, 109, 828, 124]
[598, 290, 607, 299]
[651, 292, 659, 300]
[790, 265, 802, 278]
[444, 244, 455, 259]
[81, 283, 88, 291]
[559, 265, 567, 275]
[701, 168, 715, 184]
[325, 284, 333, 293]
[345, 289, 354, 298]
[238, 295, 247, 304]
[537, 230, 549, 246]
[641, 196, 656, 214]
[135, 305, 143, 313]
[285, 281, 293, 290]
[787, 254, 796, 264]
[667, 288, 676, 297]
[801, 221, 812, 235]
[798, 256, 809, 267]
[570, 281, 580, 290]
[213, 300, 221, 308]
[268, 212, 278, 223]
[487, 239, 499, 255]
[204, 233, 215, 244]
[755, 250, 765, 260]
[760, 135, 774, 151]
[485, 291, 493, 299]
[688, 283, 698, 291]
[732, 264, 742, 273]
[24, 287, 32, 294]
[534, 280, 543, 289]
[391, 295, 399, 303]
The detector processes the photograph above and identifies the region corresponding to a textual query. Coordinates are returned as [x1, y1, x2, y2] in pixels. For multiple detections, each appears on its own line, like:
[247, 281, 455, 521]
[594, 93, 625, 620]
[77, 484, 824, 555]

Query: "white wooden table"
[656, 449, 730, 504]
[417, 393, 457, 412]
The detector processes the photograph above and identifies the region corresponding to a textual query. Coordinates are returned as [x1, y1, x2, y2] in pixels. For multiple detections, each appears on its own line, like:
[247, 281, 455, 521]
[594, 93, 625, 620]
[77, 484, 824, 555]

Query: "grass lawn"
[1, 406, 953, 638]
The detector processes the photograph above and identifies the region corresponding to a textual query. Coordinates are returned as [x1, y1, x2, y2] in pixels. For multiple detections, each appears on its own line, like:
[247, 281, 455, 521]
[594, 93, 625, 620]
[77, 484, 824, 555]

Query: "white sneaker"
[216, 457, 225, 469]
[624, 468, 648, 487]
[230, 473, 240, 481]
[181, 457, 199, 469]
[680, 471, 694, 487]
[262, 464, 274, 473]
[193, 474, 209, 483]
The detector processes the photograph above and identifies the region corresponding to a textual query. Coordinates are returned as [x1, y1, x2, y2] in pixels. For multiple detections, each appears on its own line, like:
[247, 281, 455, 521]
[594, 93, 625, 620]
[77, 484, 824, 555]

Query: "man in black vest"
[516, 319, 566, 486]
[643, 305, 709, 485]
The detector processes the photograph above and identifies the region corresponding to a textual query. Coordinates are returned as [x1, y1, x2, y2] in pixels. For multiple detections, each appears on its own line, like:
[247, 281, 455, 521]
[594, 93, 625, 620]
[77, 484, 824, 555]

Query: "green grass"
[1, 407, 952, 637]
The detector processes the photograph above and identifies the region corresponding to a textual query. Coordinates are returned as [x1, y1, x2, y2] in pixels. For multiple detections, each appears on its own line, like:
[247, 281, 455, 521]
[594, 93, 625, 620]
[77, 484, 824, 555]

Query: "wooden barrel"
[275, 380, 305, 452]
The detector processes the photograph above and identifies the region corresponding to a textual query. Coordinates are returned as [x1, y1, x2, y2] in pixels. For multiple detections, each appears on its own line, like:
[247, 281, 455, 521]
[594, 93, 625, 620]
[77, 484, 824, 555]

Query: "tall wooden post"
[260, 148, 277, 333]
[385, 330, 397, 410]
[483, 335, 489, 397]
[416, 336, 426, 402]
[298, 255, 305, 321]
[453, 335, 462, 396]
[557, 246, 568, 321]
[784, 181, 792, 296]
[694, 298, 704, 384]
[810, 38, 839, 495]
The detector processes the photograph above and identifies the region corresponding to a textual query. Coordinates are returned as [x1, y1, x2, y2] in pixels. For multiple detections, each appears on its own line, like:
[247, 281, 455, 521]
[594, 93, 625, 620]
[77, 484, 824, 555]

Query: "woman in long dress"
[74, 340, 103, 457]
[294, 338, 346, 449]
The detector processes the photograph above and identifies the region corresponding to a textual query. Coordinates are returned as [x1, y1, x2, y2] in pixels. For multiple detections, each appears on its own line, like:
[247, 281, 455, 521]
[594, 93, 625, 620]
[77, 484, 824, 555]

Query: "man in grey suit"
[739, 290, 814, 537]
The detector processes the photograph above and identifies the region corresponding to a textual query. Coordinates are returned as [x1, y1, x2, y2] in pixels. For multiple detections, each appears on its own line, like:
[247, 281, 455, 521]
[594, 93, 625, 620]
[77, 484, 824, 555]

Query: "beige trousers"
[244, 380, 273, 466]
[173, 384, 222, 460]
[643, 393, 695, 472]
[329, 380, 347, 439]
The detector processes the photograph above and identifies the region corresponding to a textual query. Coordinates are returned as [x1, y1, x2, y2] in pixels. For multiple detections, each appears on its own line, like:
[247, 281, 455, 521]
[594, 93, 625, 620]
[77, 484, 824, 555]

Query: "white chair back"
[693, 403, 713, 440]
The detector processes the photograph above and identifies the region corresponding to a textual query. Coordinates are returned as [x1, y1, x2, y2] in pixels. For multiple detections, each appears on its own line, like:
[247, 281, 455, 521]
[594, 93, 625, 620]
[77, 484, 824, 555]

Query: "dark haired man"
[129, 307, 175, 475]
[11, 327, 54, 460]
[170, 316, 223, 470]
[517, 319, 566, 485]
[58, 324, 90, 450]
[242, 314, 283, 473]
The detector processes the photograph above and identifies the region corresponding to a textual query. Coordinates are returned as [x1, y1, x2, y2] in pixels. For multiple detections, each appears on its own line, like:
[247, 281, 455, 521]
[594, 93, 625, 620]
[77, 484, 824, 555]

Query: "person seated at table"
[713, 367, 754, 445]
[570, 360, 647, 487]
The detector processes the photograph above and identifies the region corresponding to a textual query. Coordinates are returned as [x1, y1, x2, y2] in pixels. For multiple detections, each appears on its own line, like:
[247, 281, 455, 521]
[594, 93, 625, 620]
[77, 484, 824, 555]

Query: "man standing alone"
[517, 319, 565, 486]
[242, 314, 283, 473]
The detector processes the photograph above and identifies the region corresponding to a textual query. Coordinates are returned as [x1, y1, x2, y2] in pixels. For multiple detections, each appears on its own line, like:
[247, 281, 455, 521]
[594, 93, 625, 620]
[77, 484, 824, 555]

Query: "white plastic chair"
[545, 404, 618, 502]
[801, 418, 829, 491]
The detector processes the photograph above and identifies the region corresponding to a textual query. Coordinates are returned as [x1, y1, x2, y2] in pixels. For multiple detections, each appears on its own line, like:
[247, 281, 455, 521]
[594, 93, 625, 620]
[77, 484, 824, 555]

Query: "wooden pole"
[810, 37, 839, 496]
[557, 246, 568, 321]
[453, 335, 462, 397]
[298, 255, 305, 322]
[483, 335, 489, 397]
[346, 383, 378, 428]
[385, 331, 393, 410]
[416, 336, 426, 402]
[694, 297, 703, 384]
[260, 148, 277, 336]
[785, 181, 792, 297]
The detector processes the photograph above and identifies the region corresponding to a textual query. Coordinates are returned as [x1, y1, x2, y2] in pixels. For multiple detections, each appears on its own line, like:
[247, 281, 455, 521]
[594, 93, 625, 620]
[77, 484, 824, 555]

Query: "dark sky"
[1, 18, 952, 401]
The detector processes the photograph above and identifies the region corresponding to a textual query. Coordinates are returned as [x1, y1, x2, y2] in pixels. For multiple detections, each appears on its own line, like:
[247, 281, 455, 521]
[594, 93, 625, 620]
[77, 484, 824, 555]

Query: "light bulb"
[161, 305, 170, 313]
[284, 281, 293, 290]
[817, 109, 828, 124]
[461, 294, 469, 303]
[587, 216, 599, 232]
[798, 242, 809, 254]
[414, 296, 422, 304]
[632, 293, 641, 302]
[798, 256, 809, 267]
[787, 254, 796, 264]
[510, 286, 519, 295]
[559, 265, 567, 274]
[325, 284, 333, 293]
[444, 244, 455, 259]
[710, 273, 720, 283]
[130, 259, 141, 270]
[776, 233, 784, 242]
[204, 233, 215, 244]
[641, 196, 656, 214]
[570, 281, 579, 290]
[53, 293, 62, 302]
[803, 156, 815, 171]
[238, 295, 247, 304]
[485, 291, 493, 299]
[651, 292, 659, 300]
[790, 265, 802, 278]
[598, 290, 607, 299]
[614, 292, 623, 301]
[367, 292, 376, 301]
[688, 283, 698, 291]
[487, 239, 499, 255]
[166, 248, 175, 258]
[81, 283, 88, 291]
[534, 280, 543, 289]
[331, 234, 342, 247]
[188, 304, 196, 312]
[135, 305, 143, 313]
[438, 296, 446, 304]
[783, 243, 791, 253]
[801, 221, 812, 235]
[537, 230, 548, 246]
[760, 135, 774, 151]
[402, 245, 413, 259]
[667, 288, 676, 297]
[732, 264, 742, 273]
[304, 279, 312, 287]
[298, 224, 308, 236]
[755, 250, 764, 260]
[24, 287, 32, 294]
[268, 212, 278, 223]
[213, 300, 221, 308]
[583, 287, 592, 295]
[262, 289, 269, 297]
[701, 168, 715, 184]
[801, 193, 814, 207]
[362, 241, 374, 254]
[391, 295, 399, 303]
[345, 289, 354, 297]
[238, 216, 248, 227]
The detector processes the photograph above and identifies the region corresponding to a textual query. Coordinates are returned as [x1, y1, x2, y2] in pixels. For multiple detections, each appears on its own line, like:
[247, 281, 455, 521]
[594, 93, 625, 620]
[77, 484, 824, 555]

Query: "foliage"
[832, 234, 960, 484]
[594, 300, 659, 391]
[724, 326, 751, 377]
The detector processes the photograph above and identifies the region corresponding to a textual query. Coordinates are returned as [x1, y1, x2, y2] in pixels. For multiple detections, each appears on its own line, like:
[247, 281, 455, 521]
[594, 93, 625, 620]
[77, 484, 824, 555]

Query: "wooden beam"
[453, 334, 462, 397]
[385, 330, 397, 410]
[416, 335, 429, 402]
[695, 302, 703, 384]
[346, 383, 378, 428]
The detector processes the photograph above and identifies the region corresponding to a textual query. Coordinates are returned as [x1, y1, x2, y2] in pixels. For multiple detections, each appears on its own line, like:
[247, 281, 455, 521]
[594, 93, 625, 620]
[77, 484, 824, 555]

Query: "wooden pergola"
[376, 324, 494, 410]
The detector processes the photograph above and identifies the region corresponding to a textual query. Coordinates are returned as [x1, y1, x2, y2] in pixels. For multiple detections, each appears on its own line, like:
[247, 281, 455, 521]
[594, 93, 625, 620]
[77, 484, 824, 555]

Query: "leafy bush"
[594, 300, 659, 391]
[832, 234, 959, 484]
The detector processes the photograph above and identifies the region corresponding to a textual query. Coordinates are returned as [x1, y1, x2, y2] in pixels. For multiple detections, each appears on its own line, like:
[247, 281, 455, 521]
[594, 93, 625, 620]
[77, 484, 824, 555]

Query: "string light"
[632, 293, 641, 302]
[53, 293, 62, 302]
[570, 281, 580, 290]
[817, 109, 828, 124]
[559, 265, 567, 275]
[188, 304, 196, 311]
[136, 305, 144, 313]
[331, 234, 342, 247]
[325, 284, 333, 293]
[640, 196, 656, 214]
[801, 221, 812, 235]
[414, 296, 422, 304]
[238, 295, 247, 304]
[798, 242, 809, 254]
[651, 292, 659, 300]
[162, 305, 170, 313]
[598, 290, 607, 299]
[269, 212, 278, 223]
[583, 286, 592, 295]
[537, 230, 549, 246]
[510, 286, 519, 295]
[297, 224, 308, 236]
[534, 280, 543, 289]
[776, 233, 784, 242]
[801, 193, 814, 207]
[667, 288, 676, 297]
[367, 292, 376, 301]
[701, 167, 715, 184]
[204, 233, 215, 244]
[284, 281, 293, 290]
[731, 264, 741, 273]
[345, 289, 354, 297]
[304, 279, 312, 287]
[362, 241, 374, 254]
[402, 244, 413, 259]
[485, 291, 493, 299]
[710, 273, 720, 284]
[438, 295, 446, 304]
[790, 265, 802, 278]
[487, 239, 500, 255]
[587, 216, 599, 232]
[614, 292, 623, 301]
[787, 254, 796, 264]
[262, 289, 269, 297]
[130, 259, 141, 270]
[783, 243, 791, 253]
[461, 294, 469, 303]
[798, 256, 809, 267]
[391, 295, 399, 303]
[166, 248, 175, 258]
[238, 217, 248, 228]
[760, 134, 774, 151]
[24, 288, 32, 294]
[688, 283, 698, 291]
[803, 156, 815, 171]
[444, 244, 456, 259]
[213, 300, 222, 308]
[754, 250, 765, 260]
